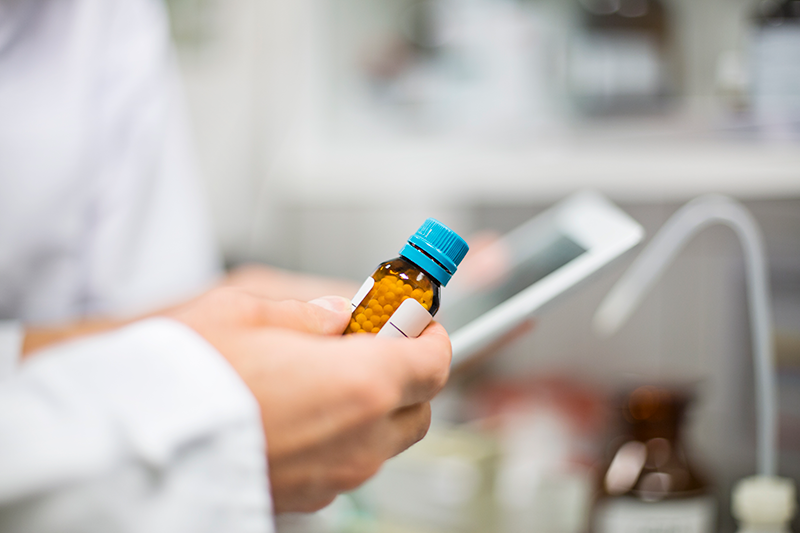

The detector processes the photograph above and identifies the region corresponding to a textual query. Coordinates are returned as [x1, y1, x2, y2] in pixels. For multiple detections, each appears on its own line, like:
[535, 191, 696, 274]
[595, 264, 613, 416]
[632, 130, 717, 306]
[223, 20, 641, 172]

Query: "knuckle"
[432, 363, 451, 391]
[332, 458, 381, 492]
[348, 367, 398, 416]
[432, 340, 453, 385]
[413, 404, 432, 444]
[279, 300, 322, 332]
[238, 297, 263, 325]
[393, 405, 432, 456]
[418, 366, 449, 401]
[282, 299, 304, 315]
[294, 300, 322, 329]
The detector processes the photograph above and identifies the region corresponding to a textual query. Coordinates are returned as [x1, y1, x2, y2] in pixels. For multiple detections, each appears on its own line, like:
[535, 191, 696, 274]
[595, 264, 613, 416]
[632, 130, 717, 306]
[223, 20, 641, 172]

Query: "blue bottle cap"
[399, 218, 469, 286]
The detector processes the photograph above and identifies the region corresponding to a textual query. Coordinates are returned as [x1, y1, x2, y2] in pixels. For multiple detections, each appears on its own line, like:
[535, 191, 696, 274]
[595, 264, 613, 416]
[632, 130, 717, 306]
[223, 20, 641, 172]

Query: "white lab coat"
[0, 319, 273, 533]
[0, 0, 273, 530]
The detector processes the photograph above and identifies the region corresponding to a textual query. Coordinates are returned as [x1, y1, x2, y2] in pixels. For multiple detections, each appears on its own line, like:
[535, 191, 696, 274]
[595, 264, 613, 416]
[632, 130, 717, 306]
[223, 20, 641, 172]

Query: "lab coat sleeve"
[0, 320, 22, 382]
[0, 318, 273, 533]
[86, 0, 222, 316]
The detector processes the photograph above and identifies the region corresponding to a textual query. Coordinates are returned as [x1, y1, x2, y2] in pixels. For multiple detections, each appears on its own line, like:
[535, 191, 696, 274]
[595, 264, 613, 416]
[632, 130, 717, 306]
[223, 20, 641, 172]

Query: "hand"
[223, 264, 361, 302]
[169, 287, 452, 513]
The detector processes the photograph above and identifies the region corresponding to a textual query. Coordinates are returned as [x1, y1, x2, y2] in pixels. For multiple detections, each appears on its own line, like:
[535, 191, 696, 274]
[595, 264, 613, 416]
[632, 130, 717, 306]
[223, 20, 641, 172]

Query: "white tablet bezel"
[447, 192, 644, 367]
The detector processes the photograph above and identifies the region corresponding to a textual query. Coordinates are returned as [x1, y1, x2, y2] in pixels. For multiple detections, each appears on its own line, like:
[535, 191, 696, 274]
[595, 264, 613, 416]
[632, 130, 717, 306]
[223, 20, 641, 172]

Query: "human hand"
[168, 288, 451, 513]
[21, 264, 358, 357]
[223, 264, 360, 303]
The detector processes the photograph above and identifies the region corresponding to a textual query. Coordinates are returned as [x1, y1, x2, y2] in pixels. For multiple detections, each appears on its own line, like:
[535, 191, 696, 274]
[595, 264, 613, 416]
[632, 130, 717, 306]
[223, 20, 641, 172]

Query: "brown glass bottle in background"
[592, 385, 716, 533]
[571, 0, 675, 115]
[753, 0, 800, 28]
[749, 0, 800, 136]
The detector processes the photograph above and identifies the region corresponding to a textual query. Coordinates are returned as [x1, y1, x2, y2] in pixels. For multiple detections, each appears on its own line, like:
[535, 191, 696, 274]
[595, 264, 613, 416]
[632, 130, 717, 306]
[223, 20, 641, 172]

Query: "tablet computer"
[441, 192, 644, 367]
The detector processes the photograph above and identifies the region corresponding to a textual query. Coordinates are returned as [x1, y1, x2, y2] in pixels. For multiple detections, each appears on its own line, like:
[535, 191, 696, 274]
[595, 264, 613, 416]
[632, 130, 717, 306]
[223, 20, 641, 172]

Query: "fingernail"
[309, 296, 351, 314]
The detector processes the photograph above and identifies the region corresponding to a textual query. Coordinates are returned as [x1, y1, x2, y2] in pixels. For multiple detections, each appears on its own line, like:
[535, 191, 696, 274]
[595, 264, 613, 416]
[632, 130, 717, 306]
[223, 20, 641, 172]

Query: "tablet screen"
[441, 234, 587, 331]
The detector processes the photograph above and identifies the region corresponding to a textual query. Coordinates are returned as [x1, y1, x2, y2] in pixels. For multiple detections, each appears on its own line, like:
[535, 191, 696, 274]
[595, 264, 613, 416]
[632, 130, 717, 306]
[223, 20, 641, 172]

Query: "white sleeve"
[0, 320, 22, 382]
[0, 318, 273, 533]
[86, 0, 222, 317]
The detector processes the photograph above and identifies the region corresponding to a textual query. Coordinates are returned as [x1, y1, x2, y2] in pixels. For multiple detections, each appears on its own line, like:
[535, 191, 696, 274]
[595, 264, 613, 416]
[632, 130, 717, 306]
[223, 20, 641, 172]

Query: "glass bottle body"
[572, 0, 673, 114]
[592, 385, 715, 533]
[750, 0, 800, 133]
[345, 256, 441, 335]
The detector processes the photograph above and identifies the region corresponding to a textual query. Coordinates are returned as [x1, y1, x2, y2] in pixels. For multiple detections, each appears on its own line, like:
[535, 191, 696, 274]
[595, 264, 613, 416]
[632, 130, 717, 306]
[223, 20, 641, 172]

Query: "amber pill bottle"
[345, 218, 468, 338]
[592, 385, 714, 533]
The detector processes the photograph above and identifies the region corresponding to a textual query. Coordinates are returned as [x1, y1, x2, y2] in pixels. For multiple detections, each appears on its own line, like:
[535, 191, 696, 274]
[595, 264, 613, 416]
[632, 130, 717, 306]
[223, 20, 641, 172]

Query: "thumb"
[253, 296, 351, 336]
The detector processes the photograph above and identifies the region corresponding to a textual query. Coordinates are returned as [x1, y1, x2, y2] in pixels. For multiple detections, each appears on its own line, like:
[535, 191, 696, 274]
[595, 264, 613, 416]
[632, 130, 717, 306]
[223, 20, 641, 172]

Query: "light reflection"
[645, 437, 671, 469]
[579, 0, 621, 16]
[639, 472, 672, 502]
[604, 440, 646, 496]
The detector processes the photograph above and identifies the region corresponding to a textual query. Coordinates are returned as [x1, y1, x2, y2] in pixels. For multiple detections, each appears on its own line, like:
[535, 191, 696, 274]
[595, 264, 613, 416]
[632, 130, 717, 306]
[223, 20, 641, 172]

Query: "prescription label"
[376, 298, 432, 339]
[594, 496, 715, 533]
[351, 277, 375, 312]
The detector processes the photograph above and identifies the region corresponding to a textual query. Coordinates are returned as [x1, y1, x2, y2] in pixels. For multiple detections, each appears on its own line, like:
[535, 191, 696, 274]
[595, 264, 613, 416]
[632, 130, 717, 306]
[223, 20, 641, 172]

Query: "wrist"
[22, 319, 128, 357]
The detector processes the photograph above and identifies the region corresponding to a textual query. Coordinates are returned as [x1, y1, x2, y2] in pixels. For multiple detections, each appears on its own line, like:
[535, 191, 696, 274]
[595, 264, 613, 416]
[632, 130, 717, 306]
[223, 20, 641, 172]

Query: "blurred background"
[165, 0, 799, 531]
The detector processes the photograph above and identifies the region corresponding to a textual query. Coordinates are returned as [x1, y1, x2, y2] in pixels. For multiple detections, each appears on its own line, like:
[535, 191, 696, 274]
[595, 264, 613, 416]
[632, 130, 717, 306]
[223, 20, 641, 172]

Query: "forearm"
[22, 319, 129, 358]
[20, 265, 357, 359]
[21, 302, 189, 358]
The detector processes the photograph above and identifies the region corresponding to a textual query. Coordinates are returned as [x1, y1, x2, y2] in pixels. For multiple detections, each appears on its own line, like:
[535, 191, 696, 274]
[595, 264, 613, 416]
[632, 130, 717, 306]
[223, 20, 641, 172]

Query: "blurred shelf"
[273, 135, 800, 205]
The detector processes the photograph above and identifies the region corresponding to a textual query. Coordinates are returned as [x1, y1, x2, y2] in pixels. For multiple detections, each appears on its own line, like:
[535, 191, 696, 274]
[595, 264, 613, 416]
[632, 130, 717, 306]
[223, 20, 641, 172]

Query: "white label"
[594, 496, 716, 533]
[376, 298, 433, 339]
[350, 277, 375, 312]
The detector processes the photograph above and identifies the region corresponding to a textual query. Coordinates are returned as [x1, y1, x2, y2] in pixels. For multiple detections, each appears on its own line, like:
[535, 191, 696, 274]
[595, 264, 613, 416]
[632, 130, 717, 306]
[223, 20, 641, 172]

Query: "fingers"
[387, 402, 432, 457]
[348, 321, 452, 409]
[395, 321, 452, 406]
[247, 296, 352, 336]
[269, 402, 433, 514]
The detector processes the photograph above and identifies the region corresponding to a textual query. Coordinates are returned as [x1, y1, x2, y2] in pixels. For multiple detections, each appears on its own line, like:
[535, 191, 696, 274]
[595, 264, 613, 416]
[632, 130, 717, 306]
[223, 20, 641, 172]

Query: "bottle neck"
[399, 242, 451, 286]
